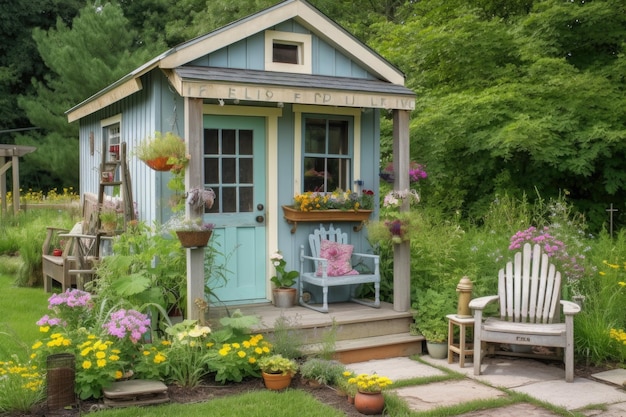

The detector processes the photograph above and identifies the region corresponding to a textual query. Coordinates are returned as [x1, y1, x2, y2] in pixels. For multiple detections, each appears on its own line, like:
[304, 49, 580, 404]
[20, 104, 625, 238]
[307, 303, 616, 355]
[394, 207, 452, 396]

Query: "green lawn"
[0, 266, 50, 360]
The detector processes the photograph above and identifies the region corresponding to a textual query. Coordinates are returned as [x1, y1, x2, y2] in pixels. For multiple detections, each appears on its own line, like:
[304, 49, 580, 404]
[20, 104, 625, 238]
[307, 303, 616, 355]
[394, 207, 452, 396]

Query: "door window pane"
[203, 127, 256, 214]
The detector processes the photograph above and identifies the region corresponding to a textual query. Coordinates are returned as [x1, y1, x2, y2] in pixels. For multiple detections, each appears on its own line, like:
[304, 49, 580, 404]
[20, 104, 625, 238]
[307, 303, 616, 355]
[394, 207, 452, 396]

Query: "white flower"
[270, 251, 283, 261]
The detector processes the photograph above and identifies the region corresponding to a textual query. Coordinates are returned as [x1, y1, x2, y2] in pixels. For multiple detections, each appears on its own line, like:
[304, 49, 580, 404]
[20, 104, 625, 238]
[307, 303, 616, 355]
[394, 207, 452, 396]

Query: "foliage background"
[1, 0, 624, 230]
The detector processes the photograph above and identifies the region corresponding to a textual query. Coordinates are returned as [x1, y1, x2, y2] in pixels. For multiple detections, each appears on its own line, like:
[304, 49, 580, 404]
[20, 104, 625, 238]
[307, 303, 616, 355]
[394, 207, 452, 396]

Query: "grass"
[67, 389, 346, 417]
[0, 270, 50, 360]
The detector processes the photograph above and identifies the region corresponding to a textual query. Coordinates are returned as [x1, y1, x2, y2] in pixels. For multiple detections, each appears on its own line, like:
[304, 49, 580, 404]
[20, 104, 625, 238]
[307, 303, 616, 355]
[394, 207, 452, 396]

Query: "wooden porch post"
[392, 109, 411, 312]
[185, 97, 204, 321]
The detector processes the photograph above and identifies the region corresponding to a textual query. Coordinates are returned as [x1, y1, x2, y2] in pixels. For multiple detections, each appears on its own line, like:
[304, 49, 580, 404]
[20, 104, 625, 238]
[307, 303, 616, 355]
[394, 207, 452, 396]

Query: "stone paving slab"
[455, 402, 563, 417]
[591, 368, 626, 386]
[422, 355, 565, 388]
[392, 379, 507, 412]
[512, 377, 626, 411]
[345, 357, 446, 381]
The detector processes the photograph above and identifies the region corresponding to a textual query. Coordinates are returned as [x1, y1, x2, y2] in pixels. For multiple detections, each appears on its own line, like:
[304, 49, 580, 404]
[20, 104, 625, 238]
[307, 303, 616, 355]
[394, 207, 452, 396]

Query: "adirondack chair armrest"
[560, 300, 581, 316]
[469, 295, 499, 311]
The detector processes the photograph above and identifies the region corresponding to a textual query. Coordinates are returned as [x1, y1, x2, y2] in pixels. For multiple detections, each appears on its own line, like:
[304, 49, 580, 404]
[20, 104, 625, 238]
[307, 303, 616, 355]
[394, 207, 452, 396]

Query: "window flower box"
[281, 205, 372, 233]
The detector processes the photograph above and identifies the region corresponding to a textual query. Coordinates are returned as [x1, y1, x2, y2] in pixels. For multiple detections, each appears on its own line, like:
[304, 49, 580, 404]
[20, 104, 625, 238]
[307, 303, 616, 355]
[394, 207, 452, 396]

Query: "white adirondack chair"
[299, 224, 380, 313]
[469, 242, 581, 382]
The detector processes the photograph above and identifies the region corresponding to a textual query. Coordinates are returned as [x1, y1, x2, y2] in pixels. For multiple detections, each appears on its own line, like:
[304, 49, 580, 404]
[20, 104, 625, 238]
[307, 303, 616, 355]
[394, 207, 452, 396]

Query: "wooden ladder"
[96, 142, 135, 239]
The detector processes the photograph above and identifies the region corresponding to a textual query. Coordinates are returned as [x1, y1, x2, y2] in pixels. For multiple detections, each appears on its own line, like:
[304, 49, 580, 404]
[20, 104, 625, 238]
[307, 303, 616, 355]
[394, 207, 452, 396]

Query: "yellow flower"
[248, 357, 257, 364]
[82, 360, 92, 369]
[154, 353, 166, 364]
[143, 350, 151, 356]
[97, 359, 106, 368]
[32, 341, 42, 349]
[109, 355, 120, 361]
[96, 351, 106, 359]
[115, 370, 123, 379]
[39, 326, 50, 333]
[237, 351, 246, 358]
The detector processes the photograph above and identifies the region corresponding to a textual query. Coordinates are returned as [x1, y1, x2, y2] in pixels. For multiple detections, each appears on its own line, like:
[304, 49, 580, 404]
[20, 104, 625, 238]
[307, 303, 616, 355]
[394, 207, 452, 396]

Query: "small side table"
[446, 314, 474, 368]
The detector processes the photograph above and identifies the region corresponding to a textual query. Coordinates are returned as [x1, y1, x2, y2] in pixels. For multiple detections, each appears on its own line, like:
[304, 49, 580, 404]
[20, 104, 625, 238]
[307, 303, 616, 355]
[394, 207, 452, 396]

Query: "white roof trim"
[66, 0, 406, 122]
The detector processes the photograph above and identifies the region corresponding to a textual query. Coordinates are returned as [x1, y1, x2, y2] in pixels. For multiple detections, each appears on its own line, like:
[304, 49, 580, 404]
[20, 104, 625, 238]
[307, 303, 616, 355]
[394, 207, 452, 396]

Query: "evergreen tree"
[17, 2, 166, 191]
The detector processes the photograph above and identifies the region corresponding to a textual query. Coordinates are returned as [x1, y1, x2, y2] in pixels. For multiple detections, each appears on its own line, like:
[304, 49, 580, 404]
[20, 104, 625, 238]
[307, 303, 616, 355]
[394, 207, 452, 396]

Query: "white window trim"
[292, 105, 361, 196]
[265, 30, 312, 74]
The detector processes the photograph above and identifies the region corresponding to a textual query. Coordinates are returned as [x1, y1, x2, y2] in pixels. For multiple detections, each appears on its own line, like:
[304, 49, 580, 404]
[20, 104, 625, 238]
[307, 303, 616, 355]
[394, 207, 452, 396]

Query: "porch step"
[210, 301, 424, 362]
[303, 332, 425, 364]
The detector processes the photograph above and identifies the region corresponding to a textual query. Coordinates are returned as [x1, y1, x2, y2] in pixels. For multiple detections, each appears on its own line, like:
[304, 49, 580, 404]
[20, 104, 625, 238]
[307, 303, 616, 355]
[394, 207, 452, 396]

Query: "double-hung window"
[302, 115, 352, 192]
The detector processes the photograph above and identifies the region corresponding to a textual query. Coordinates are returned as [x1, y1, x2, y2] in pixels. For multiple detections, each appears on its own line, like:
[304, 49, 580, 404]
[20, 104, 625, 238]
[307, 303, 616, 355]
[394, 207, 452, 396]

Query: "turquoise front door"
[203, 115, 267, 304]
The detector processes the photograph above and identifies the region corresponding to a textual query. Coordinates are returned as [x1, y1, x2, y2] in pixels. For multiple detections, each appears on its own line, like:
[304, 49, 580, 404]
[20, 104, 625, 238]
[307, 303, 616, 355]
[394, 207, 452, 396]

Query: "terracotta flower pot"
[354, 391, 385, 415]
[262, 372, 293, 391]
[145, 156, 174, 171]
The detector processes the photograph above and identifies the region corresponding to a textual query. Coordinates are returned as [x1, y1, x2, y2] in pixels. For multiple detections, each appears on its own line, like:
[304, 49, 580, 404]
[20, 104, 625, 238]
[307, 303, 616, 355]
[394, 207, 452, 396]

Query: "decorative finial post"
[456, 276, 473, 318]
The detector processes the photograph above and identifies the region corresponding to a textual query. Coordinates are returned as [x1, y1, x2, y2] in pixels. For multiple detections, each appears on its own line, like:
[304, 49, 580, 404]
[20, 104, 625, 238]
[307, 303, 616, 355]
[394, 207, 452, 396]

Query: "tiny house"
[66, 0, 415, 316]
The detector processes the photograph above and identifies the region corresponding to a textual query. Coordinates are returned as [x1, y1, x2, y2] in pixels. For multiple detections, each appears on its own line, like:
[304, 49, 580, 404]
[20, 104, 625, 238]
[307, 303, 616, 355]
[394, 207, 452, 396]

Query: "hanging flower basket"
[145, 156, 174, 172]
[175, 230, 212, 248]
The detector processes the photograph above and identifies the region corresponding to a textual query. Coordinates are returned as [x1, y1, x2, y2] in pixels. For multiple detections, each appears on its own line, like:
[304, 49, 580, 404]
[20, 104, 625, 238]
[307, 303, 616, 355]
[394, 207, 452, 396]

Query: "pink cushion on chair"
[316, 240, 359, 277]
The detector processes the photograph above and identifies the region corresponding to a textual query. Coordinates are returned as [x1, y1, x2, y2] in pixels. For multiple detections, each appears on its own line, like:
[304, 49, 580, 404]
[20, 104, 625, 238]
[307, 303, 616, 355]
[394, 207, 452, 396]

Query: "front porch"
[208, 301, 424, 363]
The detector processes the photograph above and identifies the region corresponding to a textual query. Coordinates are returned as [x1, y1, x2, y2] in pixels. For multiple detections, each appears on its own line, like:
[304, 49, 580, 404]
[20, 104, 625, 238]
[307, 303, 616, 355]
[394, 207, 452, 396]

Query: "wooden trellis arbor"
[0, 144, 36, 214]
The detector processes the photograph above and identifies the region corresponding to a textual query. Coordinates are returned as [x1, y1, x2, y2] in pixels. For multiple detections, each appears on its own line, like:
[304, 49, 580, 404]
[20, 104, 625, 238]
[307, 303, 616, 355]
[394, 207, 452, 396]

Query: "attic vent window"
[273, 42, 299, 64]
[265, 30, 311, 74]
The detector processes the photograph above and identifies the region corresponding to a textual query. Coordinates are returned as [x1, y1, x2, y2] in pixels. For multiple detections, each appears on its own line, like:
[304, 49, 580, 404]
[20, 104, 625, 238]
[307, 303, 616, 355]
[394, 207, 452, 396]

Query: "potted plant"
[167, 215, 215, 248]
[99, 206, 120, 232]
[412, 288, 454, 359]
[270, 250, 299, 308]
[134, 131, 189, 172]
[257, 354, 298, 390]
[347, 372, 393, 414]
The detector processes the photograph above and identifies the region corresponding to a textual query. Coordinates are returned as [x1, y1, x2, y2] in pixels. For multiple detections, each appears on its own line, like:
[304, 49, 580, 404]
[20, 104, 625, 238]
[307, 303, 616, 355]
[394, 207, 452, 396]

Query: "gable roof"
[67, 0, 410, 122]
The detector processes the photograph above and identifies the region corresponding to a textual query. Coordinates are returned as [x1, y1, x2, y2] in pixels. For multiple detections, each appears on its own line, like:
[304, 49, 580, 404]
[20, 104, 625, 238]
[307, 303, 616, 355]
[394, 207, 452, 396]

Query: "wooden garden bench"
[299, 224, 380, 313]
[469, 242, 581, 382]
[42, 193, 99, 292]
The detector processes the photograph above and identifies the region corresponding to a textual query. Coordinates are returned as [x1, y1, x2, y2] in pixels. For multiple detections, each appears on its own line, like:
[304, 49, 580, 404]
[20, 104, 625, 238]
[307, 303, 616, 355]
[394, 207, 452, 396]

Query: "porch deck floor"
[209, 301, 411, 331]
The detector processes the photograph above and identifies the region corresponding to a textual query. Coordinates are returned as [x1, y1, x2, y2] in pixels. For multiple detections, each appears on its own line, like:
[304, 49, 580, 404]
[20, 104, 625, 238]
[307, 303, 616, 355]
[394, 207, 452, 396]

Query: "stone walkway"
[346, 355, 626, 416]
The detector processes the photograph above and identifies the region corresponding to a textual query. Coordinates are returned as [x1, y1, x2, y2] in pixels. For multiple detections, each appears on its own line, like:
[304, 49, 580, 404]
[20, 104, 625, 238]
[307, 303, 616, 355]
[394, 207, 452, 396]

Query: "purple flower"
[103, 309, 150, 344]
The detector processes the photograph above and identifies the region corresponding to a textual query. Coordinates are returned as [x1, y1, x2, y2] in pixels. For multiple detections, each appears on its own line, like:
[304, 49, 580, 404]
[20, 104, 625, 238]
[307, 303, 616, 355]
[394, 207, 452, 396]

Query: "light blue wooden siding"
[77, 71, 184, 227]
[274, 104, 380, 304]
[196, 19, 377, 79]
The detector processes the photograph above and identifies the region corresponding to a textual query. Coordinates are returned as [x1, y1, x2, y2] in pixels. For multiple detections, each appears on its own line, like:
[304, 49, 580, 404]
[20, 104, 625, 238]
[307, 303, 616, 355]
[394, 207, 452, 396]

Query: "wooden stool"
[446, 314, 474, 368]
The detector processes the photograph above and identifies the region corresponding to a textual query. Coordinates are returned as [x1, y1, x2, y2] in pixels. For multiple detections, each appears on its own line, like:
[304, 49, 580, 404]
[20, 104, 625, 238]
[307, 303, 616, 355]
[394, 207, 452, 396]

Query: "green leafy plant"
[266, 314, 304, 359]
[133, 131, 188, 170]
[269, 250, 299, 288]
[205, 333, 272, 383]
[163, 319, 212, 388]
[299, 358, 345, 386]
[0, 355, 44, 413]
[257, 354, 298, 376]
[411, 288, 454, 343]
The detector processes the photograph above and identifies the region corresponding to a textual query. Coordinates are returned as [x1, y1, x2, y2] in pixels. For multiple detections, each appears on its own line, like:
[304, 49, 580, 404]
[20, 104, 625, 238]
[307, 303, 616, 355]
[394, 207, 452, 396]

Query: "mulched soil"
[11, 360, 621, 417]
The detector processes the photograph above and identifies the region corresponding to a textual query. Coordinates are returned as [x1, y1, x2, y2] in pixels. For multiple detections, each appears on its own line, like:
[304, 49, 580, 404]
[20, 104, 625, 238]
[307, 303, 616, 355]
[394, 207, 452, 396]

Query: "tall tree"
[371, 0, 626, 229]
[0, 0, 82, 135]
[17, 2, 166, 191]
